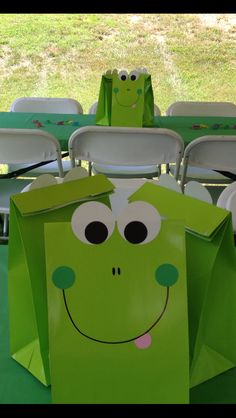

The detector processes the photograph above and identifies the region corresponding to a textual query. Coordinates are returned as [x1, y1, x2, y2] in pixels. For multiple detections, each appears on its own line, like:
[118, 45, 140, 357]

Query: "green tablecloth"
[1, 243, 236, 404]
[0, 112, 235, 151]
[155, 115, 236, 146]
[0, 112, 96, 152]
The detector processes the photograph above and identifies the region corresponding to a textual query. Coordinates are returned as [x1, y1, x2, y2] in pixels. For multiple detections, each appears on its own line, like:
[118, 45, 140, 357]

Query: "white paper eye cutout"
[117, 201, 162, 244]
[118, 70, 128, 81]
[29, 174, 57, 191]
[63, 167, 89, 183]
[129, 70, 139, 81]
[71, 202, 115, 244]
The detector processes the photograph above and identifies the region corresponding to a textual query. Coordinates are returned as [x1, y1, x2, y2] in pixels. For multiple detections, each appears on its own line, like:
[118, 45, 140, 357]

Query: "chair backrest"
[180, 135, 236, 189]
[68, 126, 184, 179]
[0, 128, 64, 177]
[166, 101, 236, 117]
[10, 97, 83, 114]
[89, 101, 161, 116]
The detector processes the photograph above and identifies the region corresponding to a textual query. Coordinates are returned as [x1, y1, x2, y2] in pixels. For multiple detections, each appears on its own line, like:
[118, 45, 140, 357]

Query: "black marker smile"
[62, 287, 169, 344]
[114, 92, 141, 108]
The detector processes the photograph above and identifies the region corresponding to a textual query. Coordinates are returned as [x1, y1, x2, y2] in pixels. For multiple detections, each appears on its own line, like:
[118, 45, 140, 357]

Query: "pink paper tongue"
[134, 333, 152, 349]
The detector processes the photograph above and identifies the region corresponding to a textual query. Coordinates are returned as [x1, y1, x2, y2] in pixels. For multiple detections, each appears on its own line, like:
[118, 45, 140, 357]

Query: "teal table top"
[0, 112, 235, 151]
[155, 115, 236, 146]
[0, 112, 95, 152]
[1, 243, 236, 404]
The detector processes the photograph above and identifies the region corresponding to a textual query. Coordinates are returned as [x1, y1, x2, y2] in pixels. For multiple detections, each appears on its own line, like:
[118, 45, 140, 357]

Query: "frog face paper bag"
[45, 198, 189, 404]
[95, 68, 154, 127]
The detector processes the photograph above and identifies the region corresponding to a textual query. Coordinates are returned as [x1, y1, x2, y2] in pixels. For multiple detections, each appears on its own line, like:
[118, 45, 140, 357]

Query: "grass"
[0, 13, 235, 115]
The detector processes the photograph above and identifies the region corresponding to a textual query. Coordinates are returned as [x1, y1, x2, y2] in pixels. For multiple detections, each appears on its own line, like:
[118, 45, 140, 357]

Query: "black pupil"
[130, 74, 136, 81]
[124, 221, 147, 244]
[121, 75, 126, 81]
[85, 221, 108, 244]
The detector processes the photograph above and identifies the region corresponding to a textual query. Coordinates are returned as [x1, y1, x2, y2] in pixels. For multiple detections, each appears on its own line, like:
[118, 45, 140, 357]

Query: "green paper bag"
[96, 69, 154, 127]
[8, 174, 114, 386]
[45, 199, 189, 404]
[130, 183, 236, 388]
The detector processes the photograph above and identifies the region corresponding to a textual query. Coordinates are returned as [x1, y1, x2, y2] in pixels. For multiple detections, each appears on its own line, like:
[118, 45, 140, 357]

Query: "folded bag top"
[12, 174, 115, 216]
[129, 182, 229, 239]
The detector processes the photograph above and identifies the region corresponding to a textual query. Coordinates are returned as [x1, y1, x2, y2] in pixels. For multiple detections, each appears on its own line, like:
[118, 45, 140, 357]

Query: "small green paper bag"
[45, 198, 189, 403]
[130, 183, 236, 388]
[96, 69, 154, 127]
[8, 174, 114, 386]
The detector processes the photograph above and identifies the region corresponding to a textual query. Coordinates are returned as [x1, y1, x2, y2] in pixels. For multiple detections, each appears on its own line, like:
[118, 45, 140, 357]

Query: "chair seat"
[170, 165, 233, 183]
[92, 163, 159, 178]
[8, 160, 71, 177]
[0, 179, 32, 213]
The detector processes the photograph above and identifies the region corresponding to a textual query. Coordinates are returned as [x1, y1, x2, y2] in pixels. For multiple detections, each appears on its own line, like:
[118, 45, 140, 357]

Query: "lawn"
[0, 13, 235, 115]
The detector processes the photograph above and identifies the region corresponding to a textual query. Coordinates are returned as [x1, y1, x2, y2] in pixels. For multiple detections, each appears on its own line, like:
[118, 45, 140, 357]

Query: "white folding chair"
[166, 101, 236, 117]
[88, 101, 161, 116]
[9, 97, 83, 177]
[180, 136, 236, 196]
[0, 128, 64, 239]
[166, 100, 236, 190]
[68, 125, 184, 179]
[10, 97, 83, 114]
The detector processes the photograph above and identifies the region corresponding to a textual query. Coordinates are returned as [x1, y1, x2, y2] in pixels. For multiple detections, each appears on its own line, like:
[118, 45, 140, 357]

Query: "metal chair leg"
[2, 213, 9, 237]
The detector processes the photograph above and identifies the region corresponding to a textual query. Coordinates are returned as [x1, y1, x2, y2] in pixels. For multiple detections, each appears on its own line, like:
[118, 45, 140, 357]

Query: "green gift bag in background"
[96, 68, 154, 127]
[45, 199, 189, 404]
[130, 183, 236, 388]
[8, 174, 114, 386]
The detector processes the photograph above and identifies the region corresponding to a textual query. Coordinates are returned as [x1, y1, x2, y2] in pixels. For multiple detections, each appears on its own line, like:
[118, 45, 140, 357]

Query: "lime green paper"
[8, 174, 114, 386]
[129, 183, 236, 387]
[45, 206, 189, 403]
[96, 71, 154, 127]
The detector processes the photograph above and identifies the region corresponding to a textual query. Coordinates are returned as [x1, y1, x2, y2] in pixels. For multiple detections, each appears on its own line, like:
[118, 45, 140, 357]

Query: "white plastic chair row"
[89, 100, 236, 118]
[88, 101, 161, 116]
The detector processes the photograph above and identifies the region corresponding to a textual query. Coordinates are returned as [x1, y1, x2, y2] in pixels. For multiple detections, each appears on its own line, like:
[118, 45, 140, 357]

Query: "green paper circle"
[52, 266, 76, 289]
[155, 264, 179, 287]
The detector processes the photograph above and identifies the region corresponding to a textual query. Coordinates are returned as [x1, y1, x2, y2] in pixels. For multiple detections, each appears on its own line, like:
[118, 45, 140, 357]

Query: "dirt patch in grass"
[198, 14, 236, 31]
